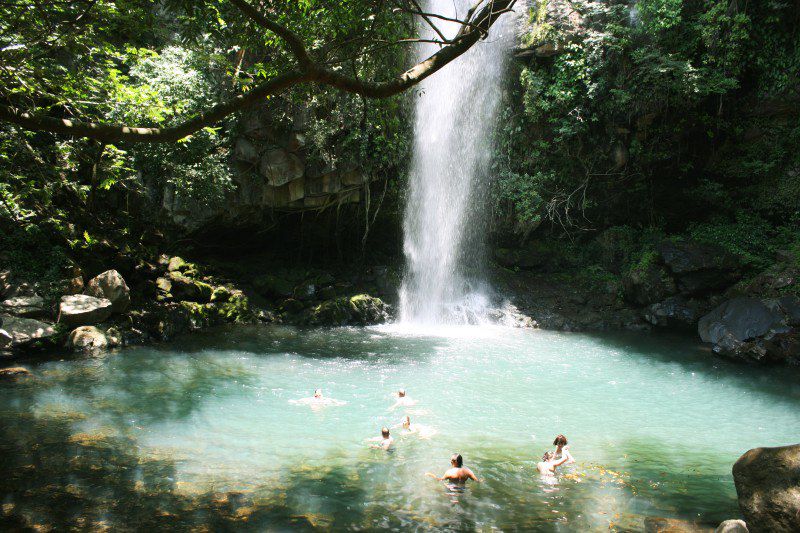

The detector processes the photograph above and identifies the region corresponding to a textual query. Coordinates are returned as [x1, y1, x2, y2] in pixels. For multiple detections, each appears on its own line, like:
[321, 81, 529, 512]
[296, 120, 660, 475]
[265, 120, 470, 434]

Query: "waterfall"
[398, 1, 519, 325]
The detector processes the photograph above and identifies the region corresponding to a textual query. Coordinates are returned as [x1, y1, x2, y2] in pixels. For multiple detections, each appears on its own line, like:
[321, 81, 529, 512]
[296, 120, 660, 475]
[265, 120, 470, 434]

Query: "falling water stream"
[399, 0, 518, 324]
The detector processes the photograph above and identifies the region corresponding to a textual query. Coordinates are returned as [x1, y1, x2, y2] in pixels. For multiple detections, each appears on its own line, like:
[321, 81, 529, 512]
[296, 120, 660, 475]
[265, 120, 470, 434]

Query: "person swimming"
[537, 450, 570, 478]
[390, 388, 417, 410]
[426, 453, 480, 486]
[552, 434, 575, 463]
[368, 427, 394, 451]
[289, 388, 346, 409]
[393, 415, 436, 439]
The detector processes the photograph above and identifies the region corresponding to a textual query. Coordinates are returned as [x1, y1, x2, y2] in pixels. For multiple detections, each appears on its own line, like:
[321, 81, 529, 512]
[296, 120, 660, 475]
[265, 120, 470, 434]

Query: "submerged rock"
[84, 269, 131, 313]
[733, 444, 800, 532]
[643, 516, 713, 532]
[58, 294, 113, 327]
[0, 366, 31, 380]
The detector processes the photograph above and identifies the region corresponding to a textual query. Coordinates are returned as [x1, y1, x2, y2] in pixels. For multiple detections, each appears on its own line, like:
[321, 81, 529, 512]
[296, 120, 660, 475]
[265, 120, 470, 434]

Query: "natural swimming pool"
[2, 324, 799, 531]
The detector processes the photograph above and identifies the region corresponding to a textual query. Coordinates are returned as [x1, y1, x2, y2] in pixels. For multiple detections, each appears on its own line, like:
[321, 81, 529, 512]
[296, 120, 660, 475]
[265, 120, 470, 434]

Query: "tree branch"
[0, 70, 308, 143]
[0, 0, 516, 142]
[227, 0, 312, 67]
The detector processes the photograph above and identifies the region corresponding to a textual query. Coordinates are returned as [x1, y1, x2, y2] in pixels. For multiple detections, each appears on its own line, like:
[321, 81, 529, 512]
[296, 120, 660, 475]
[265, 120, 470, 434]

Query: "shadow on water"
[158, 323, 450, 365]
[0, 378, 739, 533]
[581, 328, 800, 407]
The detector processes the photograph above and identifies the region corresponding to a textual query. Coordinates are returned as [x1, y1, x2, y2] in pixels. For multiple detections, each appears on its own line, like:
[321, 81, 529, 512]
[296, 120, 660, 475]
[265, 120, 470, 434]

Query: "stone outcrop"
[622, 263, 676, 306]
[698, 296, 800, 363]
[160, 107, 375, 232]
[84, 269, 131, 313]
[644, 296, 701, 328]
[58, 294, 113, 327]
[733, 444, 800, 532]
[0, 315, 57, 347]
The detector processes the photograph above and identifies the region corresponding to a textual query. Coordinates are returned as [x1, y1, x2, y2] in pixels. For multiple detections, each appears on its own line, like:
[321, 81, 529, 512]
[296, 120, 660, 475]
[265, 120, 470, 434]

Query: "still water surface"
[2, 324, 799, 531]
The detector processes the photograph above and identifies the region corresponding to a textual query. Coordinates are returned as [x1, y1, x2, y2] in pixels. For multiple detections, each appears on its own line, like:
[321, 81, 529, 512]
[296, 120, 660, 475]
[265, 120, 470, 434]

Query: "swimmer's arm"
[425, 472, 446, 481]
[554, 456, 570, 467]
[467, 468, 481, 482]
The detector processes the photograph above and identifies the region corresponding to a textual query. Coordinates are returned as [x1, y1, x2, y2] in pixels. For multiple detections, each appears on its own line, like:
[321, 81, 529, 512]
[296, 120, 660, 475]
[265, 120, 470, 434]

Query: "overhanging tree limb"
[0, 0, 516, 143]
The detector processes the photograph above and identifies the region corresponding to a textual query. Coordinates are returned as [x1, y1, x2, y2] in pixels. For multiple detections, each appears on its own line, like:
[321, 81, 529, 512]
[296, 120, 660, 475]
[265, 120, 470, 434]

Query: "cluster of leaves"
[491, 0, 800, 246]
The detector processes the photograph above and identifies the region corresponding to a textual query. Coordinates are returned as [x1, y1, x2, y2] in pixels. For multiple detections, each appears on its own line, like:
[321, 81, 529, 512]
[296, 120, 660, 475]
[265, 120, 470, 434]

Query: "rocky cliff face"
[161, 105, 378, 233]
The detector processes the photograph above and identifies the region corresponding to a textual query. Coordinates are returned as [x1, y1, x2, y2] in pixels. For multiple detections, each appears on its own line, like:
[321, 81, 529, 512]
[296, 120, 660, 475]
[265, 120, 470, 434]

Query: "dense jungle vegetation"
[0, 0, 798, 286]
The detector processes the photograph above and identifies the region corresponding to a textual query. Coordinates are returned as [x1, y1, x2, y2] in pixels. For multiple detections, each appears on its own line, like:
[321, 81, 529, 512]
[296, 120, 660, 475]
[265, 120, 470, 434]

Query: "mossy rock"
[166, 256, 198, 276]
[306, 294, 388, 326]
[253, 274, 294, 299]
[169, 272, 213, 302]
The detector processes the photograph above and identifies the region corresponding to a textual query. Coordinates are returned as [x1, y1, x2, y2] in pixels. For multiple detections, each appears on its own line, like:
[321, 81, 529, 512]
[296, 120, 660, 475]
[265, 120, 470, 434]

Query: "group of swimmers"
[292, 388, 576, 489]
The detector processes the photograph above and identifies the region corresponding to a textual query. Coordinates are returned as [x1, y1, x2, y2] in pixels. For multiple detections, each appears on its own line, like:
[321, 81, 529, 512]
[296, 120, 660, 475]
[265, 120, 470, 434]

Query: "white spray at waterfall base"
[399, 0, 522, 325]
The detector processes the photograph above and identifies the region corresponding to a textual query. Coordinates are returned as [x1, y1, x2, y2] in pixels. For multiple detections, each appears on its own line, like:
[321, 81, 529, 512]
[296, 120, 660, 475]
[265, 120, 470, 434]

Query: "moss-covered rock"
[305, 294, 389, 326]
[168, 272, 213, 302]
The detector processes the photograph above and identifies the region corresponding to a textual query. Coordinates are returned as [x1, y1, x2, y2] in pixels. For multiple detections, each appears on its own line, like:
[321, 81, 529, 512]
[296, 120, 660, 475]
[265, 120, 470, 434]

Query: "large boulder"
[58, 294, 113, 327]
[0, 315, 57, 347]
[84, 270, 130, 313]
[698, 297, 785, 345]
[732, 444, 800, 532]
[0, 294, 47, 318]
[657, 240, 741, 295]
[68, 326, 108, 353]
[697, 297, 799, 363]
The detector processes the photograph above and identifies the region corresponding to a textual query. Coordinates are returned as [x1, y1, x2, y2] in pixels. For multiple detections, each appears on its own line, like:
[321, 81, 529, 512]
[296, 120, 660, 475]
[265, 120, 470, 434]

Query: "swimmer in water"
[368, 427, 394, 450]
[537, 451, 570, 478]
[289, 388, 346, 409]
[426, 454, 480, 485]
[390, 388, 417, 410]
[393, 415, 436, 439]
[552, 434, 575, 464]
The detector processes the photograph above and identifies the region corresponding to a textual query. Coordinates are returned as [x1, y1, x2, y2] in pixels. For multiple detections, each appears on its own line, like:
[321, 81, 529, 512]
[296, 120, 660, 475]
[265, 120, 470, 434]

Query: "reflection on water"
[2, 324, 800, 531]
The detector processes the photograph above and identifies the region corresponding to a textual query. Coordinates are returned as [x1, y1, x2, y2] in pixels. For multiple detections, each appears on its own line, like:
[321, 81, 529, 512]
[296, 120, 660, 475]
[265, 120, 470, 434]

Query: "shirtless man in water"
[537, 451, 570, 477]
[368, 427, 394, 450]
[426, 454, 480, 485]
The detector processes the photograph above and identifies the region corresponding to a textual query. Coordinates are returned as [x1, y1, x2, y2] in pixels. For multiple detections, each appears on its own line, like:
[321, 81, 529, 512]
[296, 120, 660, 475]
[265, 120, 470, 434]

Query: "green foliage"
[688, 212, 798, 270]
[492, 0, 800, 241]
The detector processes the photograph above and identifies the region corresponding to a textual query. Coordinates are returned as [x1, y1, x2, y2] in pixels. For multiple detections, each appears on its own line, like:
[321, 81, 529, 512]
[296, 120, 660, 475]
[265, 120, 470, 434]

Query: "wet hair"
[314, 389, 322, 397]
[553, 434, 568, 447]
[451, 453, 463, 467]
[403, 416, 411, 425]
[542, 451, 554, 462]
[398, 389, 406, 397]
[381, 427, 390, 438]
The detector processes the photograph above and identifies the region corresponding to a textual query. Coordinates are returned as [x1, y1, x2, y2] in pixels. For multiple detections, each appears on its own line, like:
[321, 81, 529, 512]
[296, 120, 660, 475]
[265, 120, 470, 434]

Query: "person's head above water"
[402, 415, 411, 428]
[398, 389, 406, 397]
[381, 427, 390, 438]
[314, 389, 322, 398]
[542, 451, 554, 462]
[553, 434, 568, 447]
[450, 453, 463, 468]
